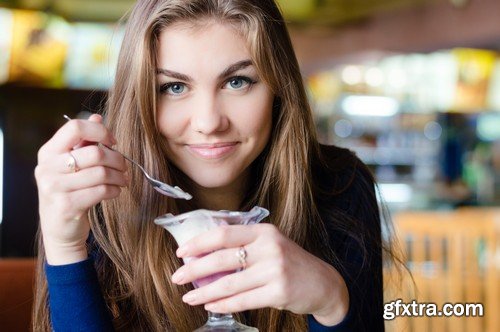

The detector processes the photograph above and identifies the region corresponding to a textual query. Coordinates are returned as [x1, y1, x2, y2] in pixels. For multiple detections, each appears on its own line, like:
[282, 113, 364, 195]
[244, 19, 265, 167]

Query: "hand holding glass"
[154, 206, 269, 332]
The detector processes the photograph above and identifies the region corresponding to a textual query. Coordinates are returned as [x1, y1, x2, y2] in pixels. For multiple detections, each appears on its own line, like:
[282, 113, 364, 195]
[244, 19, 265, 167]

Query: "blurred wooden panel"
[385, 208, 500, 332]
[0, 259, 36, 331]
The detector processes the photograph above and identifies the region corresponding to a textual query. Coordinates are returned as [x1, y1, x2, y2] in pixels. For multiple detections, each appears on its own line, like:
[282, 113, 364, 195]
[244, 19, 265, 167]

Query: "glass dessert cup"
[154, 206, 269, 332]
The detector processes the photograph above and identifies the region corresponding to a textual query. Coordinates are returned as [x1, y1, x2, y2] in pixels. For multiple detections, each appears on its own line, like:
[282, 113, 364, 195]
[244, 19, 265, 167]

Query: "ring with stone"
[66, 151, 79, 173]
[236, 246, 248, 270]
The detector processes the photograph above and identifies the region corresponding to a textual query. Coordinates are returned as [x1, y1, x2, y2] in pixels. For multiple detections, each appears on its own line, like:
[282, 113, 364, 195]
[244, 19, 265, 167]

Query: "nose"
[190, 92, 229, 134]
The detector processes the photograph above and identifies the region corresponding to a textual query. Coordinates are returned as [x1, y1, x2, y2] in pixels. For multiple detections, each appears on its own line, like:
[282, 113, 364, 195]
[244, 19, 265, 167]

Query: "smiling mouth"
[186, 142, 239, 159]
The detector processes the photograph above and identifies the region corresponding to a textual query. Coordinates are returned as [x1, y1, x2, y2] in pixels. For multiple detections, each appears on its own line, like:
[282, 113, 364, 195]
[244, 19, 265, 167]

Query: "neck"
[192, 171, 250, 211]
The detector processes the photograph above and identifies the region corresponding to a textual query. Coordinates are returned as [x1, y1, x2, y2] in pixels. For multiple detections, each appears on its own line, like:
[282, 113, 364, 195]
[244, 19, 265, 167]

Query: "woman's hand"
[35, 114, 128, 265]
[171, 223, 350, 326]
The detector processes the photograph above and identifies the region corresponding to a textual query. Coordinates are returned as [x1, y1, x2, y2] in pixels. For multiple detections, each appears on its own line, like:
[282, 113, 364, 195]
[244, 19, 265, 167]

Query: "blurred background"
[0, 0, 499, 331]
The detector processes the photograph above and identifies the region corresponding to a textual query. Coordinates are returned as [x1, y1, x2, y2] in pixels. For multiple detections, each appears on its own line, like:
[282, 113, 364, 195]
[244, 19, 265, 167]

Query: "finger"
[177, 225, 259, 258]
[73, 114, 106, 149]
[58, 166, 128, 192]
[52, 145, 126, 174]
[181, 266, 268, 307]
[203, 284, 278, 314]
[67, 184, 123, 211]
[174, 246, 251, 285]
[42, 118, 116, 155]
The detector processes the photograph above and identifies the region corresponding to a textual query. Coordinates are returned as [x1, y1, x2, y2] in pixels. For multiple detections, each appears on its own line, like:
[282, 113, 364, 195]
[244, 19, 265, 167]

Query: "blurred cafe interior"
[0, 0, 499, 331]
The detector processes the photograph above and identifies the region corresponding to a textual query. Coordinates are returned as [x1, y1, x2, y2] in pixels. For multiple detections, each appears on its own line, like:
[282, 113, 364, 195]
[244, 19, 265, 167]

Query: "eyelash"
[159, 82, 182, 94]
[225, 76, 257, 89]
[158, 76, 257, 95]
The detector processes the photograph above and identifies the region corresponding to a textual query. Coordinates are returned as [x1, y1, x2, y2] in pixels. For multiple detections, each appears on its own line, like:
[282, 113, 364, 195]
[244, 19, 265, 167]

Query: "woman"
[34, 0, 388, 331]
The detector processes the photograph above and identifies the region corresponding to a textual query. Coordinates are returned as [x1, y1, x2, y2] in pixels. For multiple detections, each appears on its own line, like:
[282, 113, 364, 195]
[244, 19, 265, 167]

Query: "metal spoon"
[64, 115, 192, 200]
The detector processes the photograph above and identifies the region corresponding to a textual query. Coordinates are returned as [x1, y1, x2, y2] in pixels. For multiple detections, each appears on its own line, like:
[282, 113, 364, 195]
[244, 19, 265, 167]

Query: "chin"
[187, 170, 241, 190]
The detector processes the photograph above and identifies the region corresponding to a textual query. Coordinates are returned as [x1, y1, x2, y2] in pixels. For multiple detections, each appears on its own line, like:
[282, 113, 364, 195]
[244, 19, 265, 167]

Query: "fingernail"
[183, 292, 196, 303]
[171, 270, 184, 284]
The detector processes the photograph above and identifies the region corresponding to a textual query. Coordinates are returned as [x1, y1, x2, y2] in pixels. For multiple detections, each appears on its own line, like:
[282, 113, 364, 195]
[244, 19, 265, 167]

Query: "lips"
[187, 142, 239, 159]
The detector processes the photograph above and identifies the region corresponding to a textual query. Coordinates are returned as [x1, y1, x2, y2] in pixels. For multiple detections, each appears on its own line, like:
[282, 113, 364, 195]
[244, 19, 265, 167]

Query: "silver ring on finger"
[236, 246, 248, 270]
[66, 151, 79, 173]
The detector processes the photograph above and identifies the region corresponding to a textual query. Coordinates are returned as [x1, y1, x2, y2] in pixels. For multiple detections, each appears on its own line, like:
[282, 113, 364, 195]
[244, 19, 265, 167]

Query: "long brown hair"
[33, 1, 395, 331]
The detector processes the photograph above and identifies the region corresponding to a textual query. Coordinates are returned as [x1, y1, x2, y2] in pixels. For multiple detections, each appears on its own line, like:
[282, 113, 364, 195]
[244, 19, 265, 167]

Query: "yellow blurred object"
[308, 71, 341, 103]
[9, 9, 69, 87]
[91, 43, 107, 63]
[452, 48, 497, 111]
[275, 0, 316, 21]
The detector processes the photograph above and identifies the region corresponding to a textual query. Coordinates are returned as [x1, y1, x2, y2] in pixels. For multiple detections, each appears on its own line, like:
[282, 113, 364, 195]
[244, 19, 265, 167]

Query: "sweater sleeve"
[307, 229, 383, 332]
[308, 153, 384, 331]
[45, 258, 114, 332]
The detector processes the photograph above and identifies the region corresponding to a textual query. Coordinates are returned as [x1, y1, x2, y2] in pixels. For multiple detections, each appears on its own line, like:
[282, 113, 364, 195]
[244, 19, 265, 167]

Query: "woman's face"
[156, 22, 274, 190]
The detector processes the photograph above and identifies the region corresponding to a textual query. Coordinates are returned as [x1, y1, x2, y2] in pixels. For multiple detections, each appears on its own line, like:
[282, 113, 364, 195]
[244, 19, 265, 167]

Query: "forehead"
[157, 22, 252, 71]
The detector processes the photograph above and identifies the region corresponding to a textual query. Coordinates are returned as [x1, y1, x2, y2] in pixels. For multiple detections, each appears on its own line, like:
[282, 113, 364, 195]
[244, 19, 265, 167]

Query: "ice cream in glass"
[154, 206, 269, 331]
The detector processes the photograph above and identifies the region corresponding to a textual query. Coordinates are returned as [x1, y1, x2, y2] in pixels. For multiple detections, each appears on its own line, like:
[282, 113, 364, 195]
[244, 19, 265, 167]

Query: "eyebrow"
[156, 59, 253, 82]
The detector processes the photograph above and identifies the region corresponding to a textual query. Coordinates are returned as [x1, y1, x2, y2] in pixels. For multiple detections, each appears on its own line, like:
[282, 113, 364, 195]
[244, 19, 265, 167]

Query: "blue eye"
[225, 76, 255, 90]
[159, 83, 186, 95]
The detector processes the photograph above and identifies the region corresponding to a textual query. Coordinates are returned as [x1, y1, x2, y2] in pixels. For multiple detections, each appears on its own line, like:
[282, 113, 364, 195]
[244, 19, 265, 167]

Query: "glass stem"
[206, 311, 235, 326]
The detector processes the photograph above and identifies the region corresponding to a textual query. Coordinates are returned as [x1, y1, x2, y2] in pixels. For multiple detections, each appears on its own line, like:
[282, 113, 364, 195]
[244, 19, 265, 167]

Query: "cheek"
[231, 94, 273, 137]
[157, 99, 188, 139]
